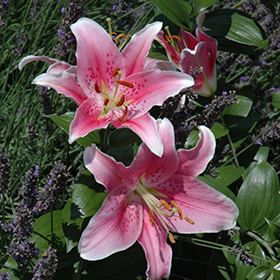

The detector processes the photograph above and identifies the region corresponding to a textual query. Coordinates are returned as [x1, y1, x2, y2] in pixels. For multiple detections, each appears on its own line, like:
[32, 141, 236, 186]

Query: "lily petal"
[18, 55, 68, 71]
[158, 177, 239, 233]
[124, 70, 194, 118]
[69, 96, 107, 143]
[84, 144, 126, 192]
[70, 17, 125, 96]
[113, 113, 163, 157]
[122, 22, 162, 76]
[176, 125, 216, 178]
[32, 71, 87, 106]
[79, 186, 143, 260]
[138, 206, 172, 280]
[144, 57, 177, 71]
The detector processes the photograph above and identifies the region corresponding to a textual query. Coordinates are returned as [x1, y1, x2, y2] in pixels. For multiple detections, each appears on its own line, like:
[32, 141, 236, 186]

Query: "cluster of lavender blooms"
[231, 244, 253, 264]
[161, 91, 238, 146]
[0, 0, 9, 28]
[252, 121, 280, 145]
[32, 247, 58, 280]
[30, 0, 44, 22]
[107, 0, 153, 31]
[14, 29, 27, 57]
[55, 0, 86, 63]
[1, 162, 69, 275]
[0, 272, 10, 280]
[0, 151, 10, 192]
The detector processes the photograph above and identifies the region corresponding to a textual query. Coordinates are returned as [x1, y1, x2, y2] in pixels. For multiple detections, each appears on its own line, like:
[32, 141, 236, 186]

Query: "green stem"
[77, 258, 84, 280]
[100, 125, 111, 152]
[234, 226, 277, 260]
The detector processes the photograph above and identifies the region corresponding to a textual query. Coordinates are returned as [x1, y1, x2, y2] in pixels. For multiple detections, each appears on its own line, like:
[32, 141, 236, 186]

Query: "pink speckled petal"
[84, 144, 127, 192]
[123, 70, 194, 119]
[32, 71, 87, 106]
[157, 177, 238, 234]
[176, 126, 215, 178]
[113, 113, 163, 158]
[122, 21, 162, 75]
[19, 55, 69, 71]
[70, 18, 125, 97]
[138, 206, 172, 280]
[69, 96, 107, 143]
[195, 11, 217, 66]
[79, 188, 143, 261]
[133, 118, 178, 188]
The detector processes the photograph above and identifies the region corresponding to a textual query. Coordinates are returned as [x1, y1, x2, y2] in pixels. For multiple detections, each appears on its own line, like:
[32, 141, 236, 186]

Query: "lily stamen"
[167, 35, 181, 43]
[118, 106, 128, 120]
[116, 95, 125, 107]
[184, 217, 195, 225]
[149, 209, 155, 226]
[159, 199, 172, 211]
[94, 83, 101, 93]
[170, 200, 183, 220]
[114, 34, 126, 43]
[116, 80, 134, 88]
[104, 98, 109, 106]
[112, 67, 120, 77]
[168, 232, 176, 244]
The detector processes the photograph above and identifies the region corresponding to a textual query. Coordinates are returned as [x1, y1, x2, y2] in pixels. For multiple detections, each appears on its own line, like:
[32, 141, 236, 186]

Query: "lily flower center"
[135, 181, 194, 244]
[96, 68, 134, 121]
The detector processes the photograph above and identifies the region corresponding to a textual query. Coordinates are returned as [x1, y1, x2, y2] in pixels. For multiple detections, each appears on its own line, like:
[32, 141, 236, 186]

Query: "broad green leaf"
[244, 241, 267, 266]
[107, 145, 134, 166]
[109, 128, 140, 149]
[226, 13, 268, 52]
[203, 10, 267, 53]
[62, 200, 83, 253]
[213, 165, 244, 187]
[197, 176, 236, 202]
[46, 112, 100, 147]
[223, 95, 253, 118]
[210, 122, 229, 139]
[192, 0, 219, 16]
[184, 130, 200, 149]
[254, 146, 270, 164]
[272, 91, 280, 109]
[71, 172, 107, 220]
[236, 161, 280, 234]
[30, 210, 65, 255]
[150, 0, 193, 30]
[247, 266, 272, 280]
[265, 217, 280, 241]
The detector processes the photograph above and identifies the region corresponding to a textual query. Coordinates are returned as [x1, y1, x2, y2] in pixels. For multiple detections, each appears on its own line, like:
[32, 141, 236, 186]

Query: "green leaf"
[272, 91, 280, 109]
[71, 171, 107, 220]
[30, 210, 65, 254]
[46, 112, 100, 147]
[254, 146, 270, 164]
[210, 122, 229, 139]
[226, 13, 268, 52]
[150, 0, 193, 30]
[223, 95, 253, 118]
[107, 145, 134, 166]
[247, 266, 272, 280]
[244, 241, 267, 266]
[109, 128, 140, 149]
[192, 0, 219, 16]
[265, 217, 280, 241]
[213, 165, 244, 187]
[236, 161, 280, 234]
[184, 130, 200, 149]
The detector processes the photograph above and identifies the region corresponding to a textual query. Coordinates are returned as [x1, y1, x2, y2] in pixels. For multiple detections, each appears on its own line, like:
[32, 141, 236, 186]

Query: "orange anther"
[167, 35, 182, 43]
[104, 98, 109, 106]
[94, 83, 101, 93]
[112, 67, 120, 77]
[110, 32, 117, 36]
[184, 217, 195, 225]
[117, 80, 134, 88]
[149, 209, 155, 226]
[114, 34, 126, 43]
[168, 232, 176, 244]
[116, 94, 125, 107]
[170, 200, 183, 220]
[159, 199, 172, 211]
[118, 106, 128, 121]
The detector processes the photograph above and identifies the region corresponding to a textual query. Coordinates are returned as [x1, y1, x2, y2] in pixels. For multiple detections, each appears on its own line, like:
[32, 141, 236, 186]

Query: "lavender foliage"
[0, 151, 10, 193]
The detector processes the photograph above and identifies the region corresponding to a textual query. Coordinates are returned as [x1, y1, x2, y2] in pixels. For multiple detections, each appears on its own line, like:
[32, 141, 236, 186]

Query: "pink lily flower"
[19, 18, 194, 157]
[80, 118, 239, 280]
[156, 11, 217, 97]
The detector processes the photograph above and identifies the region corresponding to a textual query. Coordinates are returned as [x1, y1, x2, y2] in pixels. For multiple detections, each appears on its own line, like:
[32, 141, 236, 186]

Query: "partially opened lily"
[156, 11, 217, 97]
[80, 118, 239, 280]
[19, 18, 194, 156]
